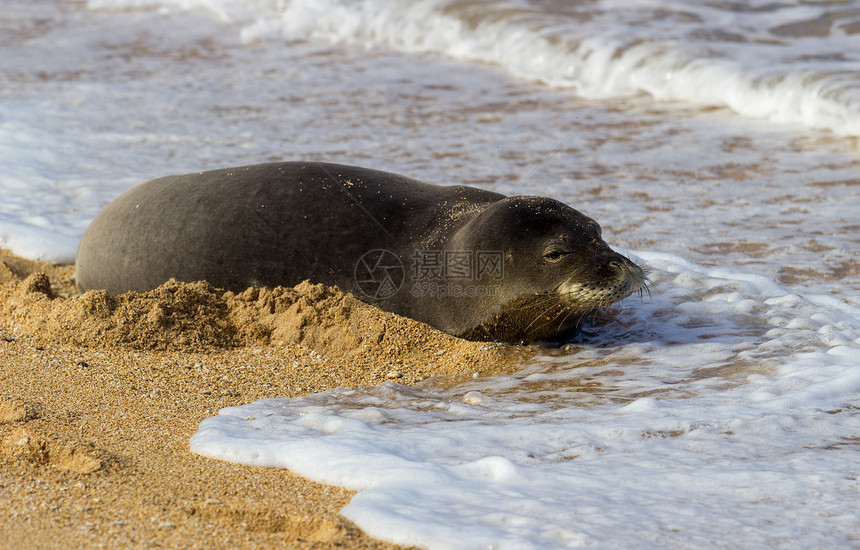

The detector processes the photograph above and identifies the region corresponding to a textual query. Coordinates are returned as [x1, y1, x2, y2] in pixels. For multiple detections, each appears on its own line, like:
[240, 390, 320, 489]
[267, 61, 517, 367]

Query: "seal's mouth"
[556, 258, 649, 309]
[459, 258, 649, 344]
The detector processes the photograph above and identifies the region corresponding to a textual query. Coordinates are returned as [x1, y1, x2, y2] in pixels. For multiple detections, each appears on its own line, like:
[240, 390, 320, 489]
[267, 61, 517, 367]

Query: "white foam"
[88, 0, 860, 136]
[0, 221, 79, 264]
[192, 253, 860, 549]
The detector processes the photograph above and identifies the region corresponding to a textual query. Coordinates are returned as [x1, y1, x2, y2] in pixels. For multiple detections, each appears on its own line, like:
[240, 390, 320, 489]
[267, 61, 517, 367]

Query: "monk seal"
[75, 162, 646, 344]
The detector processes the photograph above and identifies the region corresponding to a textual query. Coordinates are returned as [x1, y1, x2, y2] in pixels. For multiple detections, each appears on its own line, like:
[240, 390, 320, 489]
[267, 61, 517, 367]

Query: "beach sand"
[0, 248, 527, 548]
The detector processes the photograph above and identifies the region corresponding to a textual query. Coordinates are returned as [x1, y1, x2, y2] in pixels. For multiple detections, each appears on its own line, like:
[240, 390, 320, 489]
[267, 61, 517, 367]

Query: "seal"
[75, 162, 646, 343]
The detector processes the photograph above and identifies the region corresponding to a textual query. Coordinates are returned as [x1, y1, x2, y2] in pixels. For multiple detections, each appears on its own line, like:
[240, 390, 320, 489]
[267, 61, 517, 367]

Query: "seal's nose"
[604, 258, 632, 277]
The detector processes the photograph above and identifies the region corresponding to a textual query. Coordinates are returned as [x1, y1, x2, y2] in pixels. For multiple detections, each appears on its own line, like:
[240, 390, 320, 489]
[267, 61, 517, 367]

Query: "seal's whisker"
[498, 293, 558, 315]
[522, 301, 568, 336]
[643, 278, 653, 300]
[521, 300, 564, 328]
[554, 307, 579, 335]
[561, 307, 592, 335]
[523, 304, 563, 333]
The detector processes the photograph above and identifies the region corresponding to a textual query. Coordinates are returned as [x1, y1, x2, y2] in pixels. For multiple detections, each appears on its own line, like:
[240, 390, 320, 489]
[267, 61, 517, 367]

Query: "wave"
[89, 0, 860, 135]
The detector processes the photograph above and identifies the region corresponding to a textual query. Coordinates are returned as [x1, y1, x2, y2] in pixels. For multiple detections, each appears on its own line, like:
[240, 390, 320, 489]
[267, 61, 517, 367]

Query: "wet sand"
[0, 249, 526, 549]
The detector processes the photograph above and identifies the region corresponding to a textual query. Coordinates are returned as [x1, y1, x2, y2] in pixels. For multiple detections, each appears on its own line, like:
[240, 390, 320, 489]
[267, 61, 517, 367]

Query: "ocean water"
[192, 253, 860, 549]
[3, 0, 859, 548]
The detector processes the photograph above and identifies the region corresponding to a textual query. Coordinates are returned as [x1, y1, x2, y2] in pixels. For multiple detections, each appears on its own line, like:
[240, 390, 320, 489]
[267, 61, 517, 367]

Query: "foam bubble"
[192, 253, 860, 549]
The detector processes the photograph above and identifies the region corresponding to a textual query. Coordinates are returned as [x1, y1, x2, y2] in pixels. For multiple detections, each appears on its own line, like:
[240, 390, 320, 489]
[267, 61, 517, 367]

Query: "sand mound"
[0, 249, 525, 549]
[3, 277, 238, 350]
[1, 426, 104, 475]
[1, 273, 514, 380]
[0, 396, 106, 475]
[228, 283, 504, 375]
[0, 249, 76, 297]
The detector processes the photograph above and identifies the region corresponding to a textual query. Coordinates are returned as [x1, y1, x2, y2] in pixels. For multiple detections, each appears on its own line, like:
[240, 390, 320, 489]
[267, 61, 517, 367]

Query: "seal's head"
[450, 196, 647, 344]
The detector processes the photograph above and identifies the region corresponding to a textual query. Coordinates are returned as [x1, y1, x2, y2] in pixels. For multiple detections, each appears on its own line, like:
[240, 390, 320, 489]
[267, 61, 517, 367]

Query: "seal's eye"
[543, 250, 567, 263]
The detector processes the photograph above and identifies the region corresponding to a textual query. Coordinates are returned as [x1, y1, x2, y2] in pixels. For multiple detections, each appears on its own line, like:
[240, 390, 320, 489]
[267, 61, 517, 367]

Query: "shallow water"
[193, 252, 860, 548]
[2, 0, 859, 548]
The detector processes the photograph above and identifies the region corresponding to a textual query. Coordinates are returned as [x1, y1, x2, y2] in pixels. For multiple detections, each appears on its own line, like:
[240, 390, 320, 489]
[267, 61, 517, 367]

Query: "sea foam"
[192, 252, 860, 549]
[89, 0, 860, 136]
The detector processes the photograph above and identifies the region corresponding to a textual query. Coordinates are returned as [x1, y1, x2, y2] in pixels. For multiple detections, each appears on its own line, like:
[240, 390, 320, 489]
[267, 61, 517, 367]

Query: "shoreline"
[0, 249, 527, 548]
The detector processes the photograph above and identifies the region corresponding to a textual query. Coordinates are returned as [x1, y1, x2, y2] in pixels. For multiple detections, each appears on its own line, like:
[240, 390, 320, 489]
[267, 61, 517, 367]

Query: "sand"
[0, 248, 529, 549]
